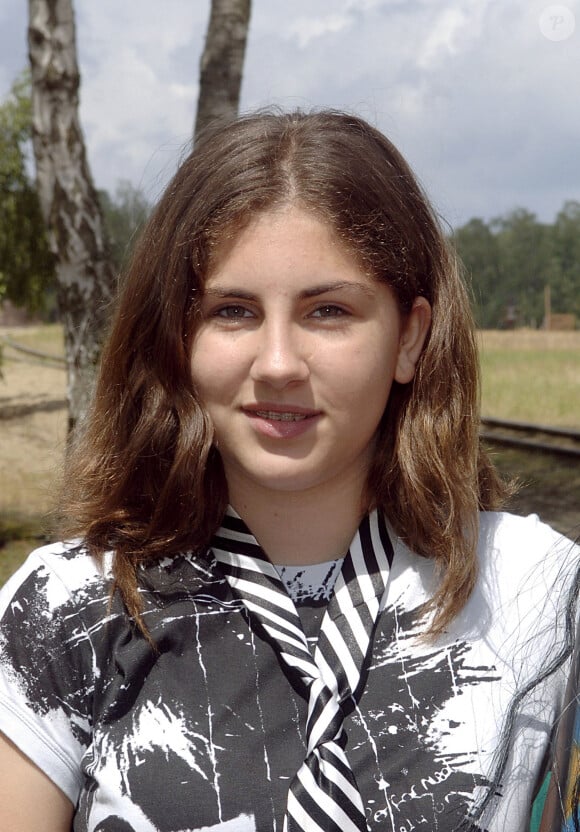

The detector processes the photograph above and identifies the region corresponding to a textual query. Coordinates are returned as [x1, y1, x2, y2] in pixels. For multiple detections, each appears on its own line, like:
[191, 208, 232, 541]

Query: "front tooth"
[255, 410, 306, 421]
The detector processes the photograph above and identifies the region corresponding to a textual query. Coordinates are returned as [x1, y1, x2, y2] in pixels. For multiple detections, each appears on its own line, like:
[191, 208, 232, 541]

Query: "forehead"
[204, 206, 373, 290]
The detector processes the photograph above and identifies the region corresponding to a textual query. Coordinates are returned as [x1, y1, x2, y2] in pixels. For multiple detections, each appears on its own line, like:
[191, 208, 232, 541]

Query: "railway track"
[481, 417, 580, 459]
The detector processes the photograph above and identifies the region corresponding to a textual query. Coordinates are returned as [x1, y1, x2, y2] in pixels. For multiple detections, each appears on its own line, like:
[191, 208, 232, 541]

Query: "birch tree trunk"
[28, 0, 115, 432]
[194, 0, 252, 140]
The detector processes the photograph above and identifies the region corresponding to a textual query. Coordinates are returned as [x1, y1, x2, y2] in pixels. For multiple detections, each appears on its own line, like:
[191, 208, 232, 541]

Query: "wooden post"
[544, 284, 551, 330]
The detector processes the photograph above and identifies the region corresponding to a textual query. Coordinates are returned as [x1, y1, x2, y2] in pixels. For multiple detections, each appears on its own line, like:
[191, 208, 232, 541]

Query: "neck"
[228, 475, 368, 566]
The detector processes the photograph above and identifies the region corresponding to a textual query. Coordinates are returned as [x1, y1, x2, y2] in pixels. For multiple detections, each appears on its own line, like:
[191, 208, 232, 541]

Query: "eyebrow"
[202, 281, 376, 300]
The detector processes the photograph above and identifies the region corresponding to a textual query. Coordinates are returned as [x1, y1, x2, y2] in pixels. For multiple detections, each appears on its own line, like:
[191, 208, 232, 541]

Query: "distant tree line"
[452, 204, 580, 329]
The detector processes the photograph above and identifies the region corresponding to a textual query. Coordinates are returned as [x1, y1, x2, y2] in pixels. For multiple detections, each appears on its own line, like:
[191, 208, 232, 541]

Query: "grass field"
[0, 324, 67, 583]
[1, 325, 579, 585]
[479, 330, 580, 427]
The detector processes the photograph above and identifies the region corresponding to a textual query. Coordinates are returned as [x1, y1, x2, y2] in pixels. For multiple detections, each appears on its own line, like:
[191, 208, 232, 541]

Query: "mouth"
[242, 405, 321, 438]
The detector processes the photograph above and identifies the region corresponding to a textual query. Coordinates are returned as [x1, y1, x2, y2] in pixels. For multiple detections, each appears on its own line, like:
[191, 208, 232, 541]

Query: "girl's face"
[191, 206, 430, 506]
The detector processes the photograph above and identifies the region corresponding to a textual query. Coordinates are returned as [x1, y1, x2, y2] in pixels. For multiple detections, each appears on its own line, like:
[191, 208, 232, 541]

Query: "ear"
[395, 296, 432, 384]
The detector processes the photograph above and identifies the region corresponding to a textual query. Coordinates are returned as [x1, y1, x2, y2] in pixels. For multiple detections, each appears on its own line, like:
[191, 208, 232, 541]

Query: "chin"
[250, 472, 323, 494]
[230, 459, 328, 495]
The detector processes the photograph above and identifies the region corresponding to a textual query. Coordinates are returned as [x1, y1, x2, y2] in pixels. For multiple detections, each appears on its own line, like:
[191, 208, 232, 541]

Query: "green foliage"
[453, 203, 580, 328]
[552, 201, 580, 315]
[0, 74, 31, 181]
[454, 219, 503, 328]
[99, 180, 151, 272]
[0, 73, 56, 314]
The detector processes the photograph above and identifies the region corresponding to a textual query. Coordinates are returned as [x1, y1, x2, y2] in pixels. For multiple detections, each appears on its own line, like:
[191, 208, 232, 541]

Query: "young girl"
[0, 110, 577, 832]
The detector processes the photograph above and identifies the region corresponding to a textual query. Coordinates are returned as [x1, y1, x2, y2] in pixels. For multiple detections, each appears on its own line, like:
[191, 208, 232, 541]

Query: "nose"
[250, 320, 309, 389]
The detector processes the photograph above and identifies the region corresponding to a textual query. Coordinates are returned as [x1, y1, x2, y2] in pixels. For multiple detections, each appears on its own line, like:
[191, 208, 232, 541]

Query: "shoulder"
[0, 540, 110, 616]
[478, 510, 576, 555]
[477, 511, 579, 591]
[464, 513, 579, 649]
[388, 511, 578, 592]
[386, 512, 579, 638]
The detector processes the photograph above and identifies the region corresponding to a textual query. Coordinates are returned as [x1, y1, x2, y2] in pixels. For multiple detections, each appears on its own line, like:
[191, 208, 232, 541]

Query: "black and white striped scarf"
[212, 508, 394, 832]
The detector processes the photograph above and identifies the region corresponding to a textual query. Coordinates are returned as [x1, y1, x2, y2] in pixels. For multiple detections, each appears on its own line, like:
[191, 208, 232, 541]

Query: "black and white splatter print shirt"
[0, 511, 578, 832]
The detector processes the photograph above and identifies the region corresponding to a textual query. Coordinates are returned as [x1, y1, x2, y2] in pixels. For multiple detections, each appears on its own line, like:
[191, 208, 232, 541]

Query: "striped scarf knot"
[305, 679, 347, 752]
[212, 509, 393, 832]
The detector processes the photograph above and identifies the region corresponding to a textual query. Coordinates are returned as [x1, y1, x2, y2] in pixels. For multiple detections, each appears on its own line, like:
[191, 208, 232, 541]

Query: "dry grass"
[1, 323, 65, 355]
[0, 536, 45, 587]
[479, 330, 580, 351]
[0, 324, 67, 513]
[0, 325, 67, 584]
[478, 329, 580, 427]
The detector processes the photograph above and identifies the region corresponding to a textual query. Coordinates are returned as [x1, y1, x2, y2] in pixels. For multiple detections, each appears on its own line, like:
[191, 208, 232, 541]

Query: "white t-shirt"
[0, 511, 578, 831]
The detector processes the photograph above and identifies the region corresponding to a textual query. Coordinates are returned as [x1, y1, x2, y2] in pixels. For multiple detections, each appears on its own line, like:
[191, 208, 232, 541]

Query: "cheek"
[341, 338, 399, 394]
[351, 345, 400, 424]
[190, 342, 216, 402]
[190, 338, 245, 405]
[329, 373, 393, 437]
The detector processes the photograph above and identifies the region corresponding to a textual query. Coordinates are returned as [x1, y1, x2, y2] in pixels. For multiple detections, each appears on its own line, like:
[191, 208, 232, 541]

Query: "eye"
[310, 304, 349, 318]
[214, 304, 254, 319]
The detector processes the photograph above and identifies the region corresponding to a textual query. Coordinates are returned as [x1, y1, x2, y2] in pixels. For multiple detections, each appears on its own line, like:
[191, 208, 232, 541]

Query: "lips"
[242, 405, 320, 439]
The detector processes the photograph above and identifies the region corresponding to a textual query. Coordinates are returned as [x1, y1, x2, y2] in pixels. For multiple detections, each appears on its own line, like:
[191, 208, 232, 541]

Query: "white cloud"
[0, 0, 579, 224]
[417, 5, 483, 69]
[286, 13, 356, 49]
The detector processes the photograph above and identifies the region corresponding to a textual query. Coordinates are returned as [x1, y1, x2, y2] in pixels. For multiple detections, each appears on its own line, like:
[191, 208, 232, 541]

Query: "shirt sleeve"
[0, 543, 100, 805]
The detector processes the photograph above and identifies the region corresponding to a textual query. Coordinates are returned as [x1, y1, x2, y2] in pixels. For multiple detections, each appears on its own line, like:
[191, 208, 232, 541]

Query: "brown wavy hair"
[60, 109, 509, 636]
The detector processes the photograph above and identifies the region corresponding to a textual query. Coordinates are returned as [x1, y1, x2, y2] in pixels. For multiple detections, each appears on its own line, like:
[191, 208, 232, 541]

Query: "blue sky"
[1, 0, 579, 228]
